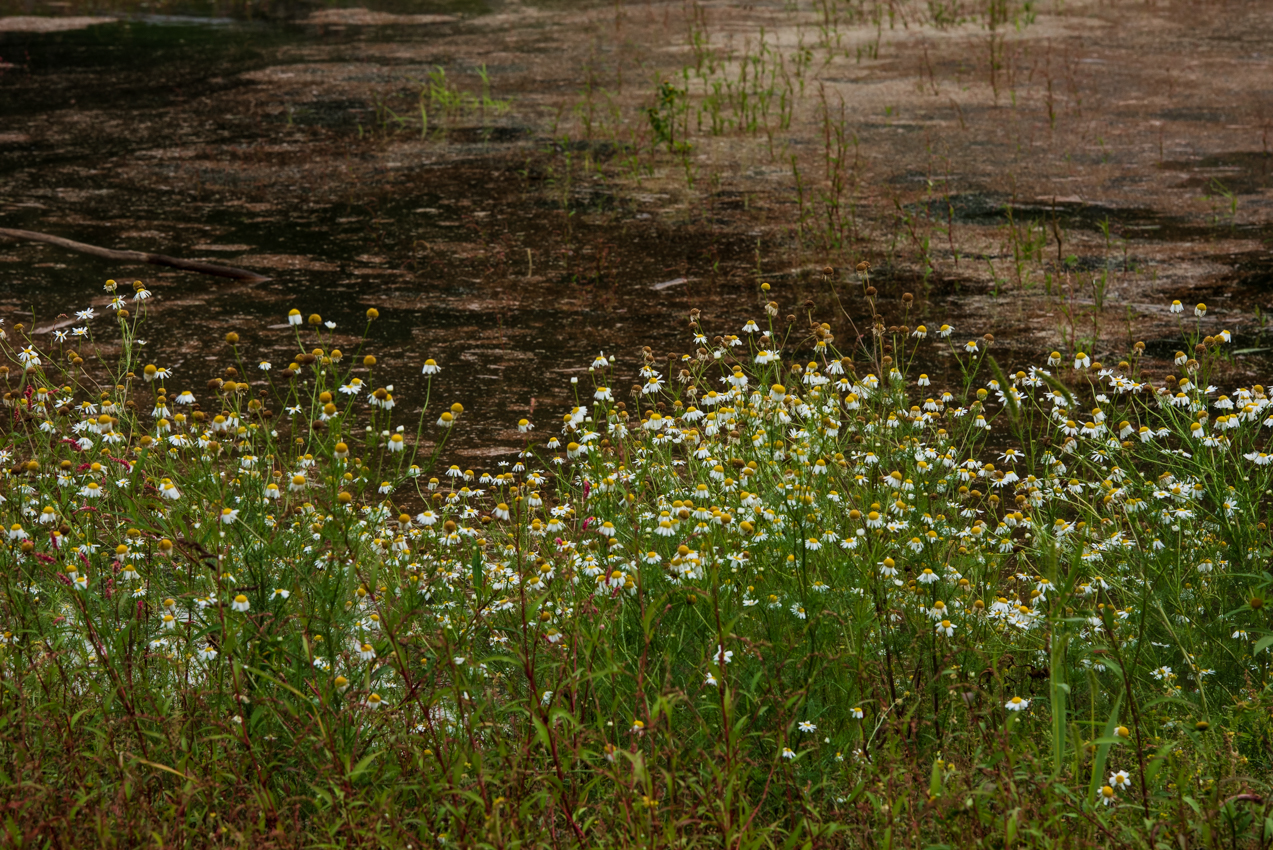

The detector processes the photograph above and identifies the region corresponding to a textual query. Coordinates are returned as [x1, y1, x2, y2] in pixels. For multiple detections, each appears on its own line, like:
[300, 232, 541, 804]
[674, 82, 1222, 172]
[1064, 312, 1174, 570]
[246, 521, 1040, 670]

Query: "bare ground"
[1, 0, 1271, 455]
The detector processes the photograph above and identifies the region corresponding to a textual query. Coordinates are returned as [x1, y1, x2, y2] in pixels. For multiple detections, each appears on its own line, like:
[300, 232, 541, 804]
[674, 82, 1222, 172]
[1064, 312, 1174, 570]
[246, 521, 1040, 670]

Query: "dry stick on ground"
[0, 227, 272, 283]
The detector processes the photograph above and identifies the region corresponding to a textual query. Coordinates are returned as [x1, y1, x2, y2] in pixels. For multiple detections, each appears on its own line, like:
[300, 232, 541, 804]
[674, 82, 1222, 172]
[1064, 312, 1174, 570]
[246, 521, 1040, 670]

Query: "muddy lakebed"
[1, 0, 1271, 459]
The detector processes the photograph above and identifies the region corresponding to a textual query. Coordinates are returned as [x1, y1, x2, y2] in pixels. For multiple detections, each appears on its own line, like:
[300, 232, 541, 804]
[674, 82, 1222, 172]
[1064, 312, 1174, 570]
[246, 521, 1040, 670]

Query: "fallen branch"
[0, 227, 272, 283]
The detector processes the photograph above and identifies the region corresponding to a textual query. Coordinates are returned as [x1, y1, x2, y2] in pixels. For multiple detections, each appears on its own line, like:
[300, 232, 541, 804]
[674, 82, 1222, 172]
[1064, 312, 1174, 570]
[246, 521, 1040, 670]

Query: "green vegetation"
[1, 275, 1272, 846]
[367, 64, 512, 141]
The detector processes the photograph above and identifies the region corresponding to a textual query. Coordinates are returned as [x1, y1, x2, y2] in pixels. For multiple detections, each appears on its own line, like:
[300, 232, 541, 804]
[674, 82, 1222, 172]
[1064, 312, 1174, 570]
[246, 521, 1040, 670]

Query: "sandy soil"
[0, 14, 113, 30]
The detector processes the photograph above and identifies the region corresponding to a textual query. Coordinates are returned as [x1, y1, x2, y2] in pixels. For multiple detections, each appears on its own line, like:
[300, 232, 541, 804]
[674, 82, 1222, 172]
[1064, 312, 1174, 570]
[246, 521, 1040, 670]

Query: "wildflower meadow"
[2, 274, 1272, 848]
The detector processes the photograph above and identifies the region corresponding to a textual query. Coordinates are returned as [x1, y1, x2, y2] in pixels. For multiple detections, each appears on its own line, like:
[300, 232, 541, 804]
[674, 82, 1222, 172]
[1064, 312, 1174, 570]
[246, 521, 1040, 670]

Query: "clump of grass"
[1, 277, 1271, 846]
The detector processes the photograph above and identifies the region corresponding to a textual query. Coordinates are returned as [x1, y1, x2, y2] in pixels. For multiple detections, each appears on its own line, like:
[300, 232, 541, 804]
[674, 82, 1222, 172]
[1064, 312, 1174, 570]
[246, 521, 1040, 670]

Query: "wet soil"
[1, 0, 1271, 459]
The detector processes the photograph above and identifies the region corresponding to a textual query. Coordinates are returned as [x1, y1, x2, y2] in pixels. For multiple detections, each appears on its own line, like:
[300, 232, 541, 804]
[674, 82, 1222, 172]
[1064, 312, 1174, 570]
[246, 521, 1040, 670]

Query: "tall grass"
[0, 278, 1271, 847]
